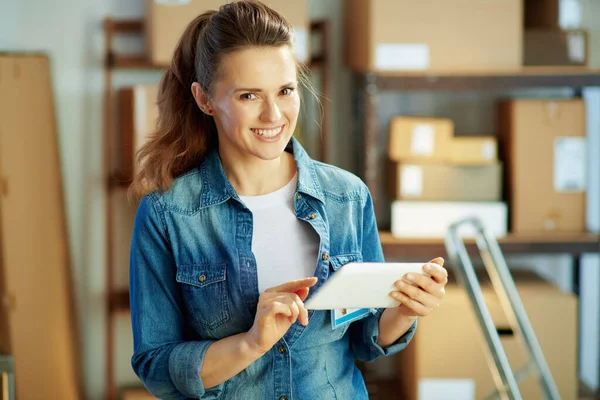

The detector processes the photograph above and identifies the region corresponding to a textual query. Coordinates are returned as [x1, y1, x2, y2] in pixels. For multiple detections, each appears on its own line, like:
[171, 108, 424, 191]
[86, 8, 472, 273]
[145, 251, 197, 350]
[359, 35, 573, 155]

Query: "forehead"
[217, 46, 298, 89]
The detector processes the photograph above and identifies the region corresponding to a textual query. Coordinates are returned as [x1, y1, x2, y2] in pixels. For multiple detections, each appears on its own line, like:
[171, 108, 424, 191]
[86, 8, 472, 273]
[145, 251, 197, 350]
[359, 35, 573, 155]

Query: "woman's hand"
[390, 257, 447, 318]
[378, 257, 447, 347]
[245, 277, 318, 355]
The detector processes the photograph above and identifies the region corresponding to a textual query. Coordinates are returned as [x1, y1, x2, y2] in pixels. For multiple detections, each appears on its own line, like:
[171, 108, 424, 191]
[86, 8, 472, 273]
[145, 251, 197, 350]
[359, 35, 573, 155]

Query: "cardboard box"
[388, 163, 502, 201]
[396, 271, 578, 400]
[0, 54, 81, 400]
[525, 0, 582, 29]
[390, 201, 508, 238]
[344, 0, 522, 72]
[498, 99, 586, 233]
[524, 29, 588, 66]
[119, 85, 159, 180]
[450, 136, 498, 165]
[146, 0, 310, 66]
[388, 117, 453, 162]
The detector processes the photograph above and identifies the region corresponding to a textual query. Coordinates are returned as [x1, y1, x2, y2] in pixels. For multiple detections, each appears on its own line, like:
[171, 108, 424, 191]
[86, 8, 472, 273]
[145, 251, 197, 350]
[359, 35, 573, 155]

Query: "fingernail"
[423, 264, 432, 272]
[397, 281, 406, 288]
[406, 274, 414, 281]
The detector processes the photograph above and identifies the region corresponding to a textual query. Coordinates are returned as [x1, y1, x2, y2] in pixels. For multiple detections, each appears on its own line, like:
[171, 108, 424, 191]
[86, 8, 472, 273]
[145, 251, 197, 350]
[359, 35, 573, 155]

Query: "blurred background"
[0, 0, 599, 399]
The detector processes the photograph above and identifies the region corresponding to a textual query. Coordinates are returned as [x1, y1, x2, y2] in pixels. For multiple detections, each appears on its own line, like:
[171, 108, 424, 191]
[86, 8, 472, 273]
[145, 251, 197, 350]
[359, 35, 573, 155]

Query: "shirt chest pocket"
[176, 264, 231, 330]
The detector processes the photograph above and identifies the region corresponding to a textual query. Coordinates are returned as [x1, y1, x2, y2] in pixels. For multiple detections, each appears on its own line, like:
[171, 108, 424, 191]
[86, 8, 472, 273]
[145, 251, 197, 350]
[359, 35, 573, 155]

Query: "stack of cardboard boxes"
[344, 0, 590, 72]
[525, 0, 589, 67]
[387, 117, 507, 238]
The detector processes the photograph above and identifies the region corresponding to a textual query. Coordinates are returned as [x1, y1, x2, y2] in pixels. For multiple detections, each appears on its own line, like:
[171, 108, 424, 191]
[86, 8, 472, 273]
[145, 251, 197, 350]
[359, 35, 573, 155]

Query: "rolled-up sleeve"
[350, 187, 417, 362]
[130, 194, 223, 399]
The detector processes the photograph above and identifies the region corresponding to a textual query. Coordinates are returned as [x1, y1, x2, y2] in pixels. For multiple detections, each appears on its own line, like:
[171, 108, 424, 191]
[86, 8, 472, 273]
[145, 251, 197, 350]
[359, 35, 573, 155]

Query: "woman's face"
[202, 45, 300, 163]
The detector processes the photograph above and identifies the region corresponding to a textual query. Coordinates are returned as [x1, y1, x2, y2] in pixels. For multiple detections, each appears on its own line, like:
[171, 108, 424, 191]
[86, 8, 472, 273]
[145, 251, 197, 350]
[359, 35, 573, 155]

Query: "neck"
[219, 146, 296, 196]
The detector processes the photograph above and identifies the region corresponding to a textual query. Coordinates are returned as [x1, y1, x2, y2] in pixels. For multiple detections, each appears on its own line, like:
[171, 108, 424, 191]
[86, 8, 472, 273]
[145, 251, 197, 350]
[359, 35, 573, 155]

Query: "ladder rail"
[475, 221, 561, 400]
[445, 222, 522, 400]
[445, 216, 561, 400]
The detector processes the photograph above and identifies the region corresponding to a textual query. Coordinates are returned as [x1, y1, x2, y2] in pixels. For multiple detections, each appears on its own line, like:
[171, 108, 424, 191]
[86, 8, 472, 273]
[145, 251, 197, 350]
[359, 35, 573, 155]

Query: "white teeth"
[253, 127, 282, 137]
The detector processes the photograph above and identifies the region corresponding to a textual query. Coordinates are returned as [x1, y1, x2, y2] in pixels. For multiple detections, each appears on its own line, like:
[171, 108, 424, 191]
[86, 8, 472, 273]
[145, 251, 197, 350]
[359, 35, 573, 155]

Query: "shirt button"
[278, 345, 286, 354]
[296, 194, 302, 200]
[280, 396, 288, 400]
[198, 274, 207, 283]
[308, 213, 317, 219]
[322, 253, 329, 261]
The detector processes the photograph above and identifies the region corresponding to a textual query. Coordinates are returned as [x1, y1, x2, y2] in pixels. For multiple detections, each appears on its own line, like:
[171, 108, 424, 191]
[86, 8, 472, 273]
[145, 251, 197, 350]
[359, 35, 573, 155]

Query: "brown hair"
[129, 0, 312, 200]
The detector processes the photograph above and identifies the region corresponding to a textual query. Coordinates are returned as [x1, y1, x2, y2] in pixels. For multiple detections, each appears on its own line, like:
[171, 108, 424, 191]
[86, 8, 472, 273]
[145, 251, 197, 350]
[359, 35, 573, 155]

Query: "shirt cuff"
[168, 340, 225, 399]
[365, 309, 417, 357]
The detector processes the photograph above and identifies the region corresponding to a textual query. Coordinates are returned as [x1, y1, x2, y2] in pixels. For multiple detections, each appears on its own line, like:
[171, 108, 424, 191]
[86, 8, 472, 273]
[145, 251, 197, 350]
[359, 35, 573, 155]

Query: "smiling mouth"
[251, 125, 284, 138]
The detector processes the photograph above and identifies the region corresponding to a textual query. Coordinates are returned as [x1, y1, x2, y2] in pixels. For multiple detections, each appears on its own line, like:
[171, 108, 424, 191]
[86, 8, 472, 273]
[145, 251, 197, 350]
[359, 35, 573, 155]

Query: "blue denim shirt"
[129, 138, 416, 399]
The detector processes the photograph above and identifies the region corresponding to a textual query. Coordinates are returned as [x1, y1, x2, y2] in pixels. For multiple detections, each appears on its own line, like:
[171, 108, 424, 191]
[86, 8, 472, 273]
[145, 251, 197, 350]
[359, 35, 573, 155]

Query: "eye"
[240, 93, 257, 101]
[280, 87, 295, 96]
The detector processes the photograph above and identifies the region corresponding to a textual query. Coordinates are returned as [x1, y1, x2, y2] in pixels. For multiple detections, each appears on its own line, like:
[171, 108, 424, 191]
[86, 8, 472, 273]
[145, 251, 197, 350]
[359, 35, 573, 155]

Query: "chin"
[252, 143, 288, 161]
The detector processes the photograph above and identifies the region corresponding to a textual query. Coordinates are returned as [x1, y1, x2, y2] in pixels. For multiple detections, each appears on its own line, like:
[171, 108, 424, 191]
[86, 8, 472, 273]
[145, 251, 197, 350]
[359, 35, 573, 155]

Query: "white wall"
[0, 0, 598, 398]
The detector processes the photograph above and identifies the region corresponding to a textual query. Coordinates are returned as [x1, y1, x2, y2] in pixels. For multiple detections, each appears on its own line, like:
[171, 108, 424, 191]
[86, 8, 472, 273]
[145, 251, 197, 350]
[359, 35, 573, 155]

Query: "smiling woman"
[128, 1, 443, 400]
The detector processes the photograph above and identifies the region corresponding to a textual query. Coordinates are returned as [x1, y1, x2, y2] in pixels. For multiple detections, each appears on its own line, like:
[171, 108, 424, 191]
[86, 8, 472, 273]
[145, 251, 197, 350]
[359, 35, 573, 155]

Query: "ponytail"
[129, 11, 217, 200]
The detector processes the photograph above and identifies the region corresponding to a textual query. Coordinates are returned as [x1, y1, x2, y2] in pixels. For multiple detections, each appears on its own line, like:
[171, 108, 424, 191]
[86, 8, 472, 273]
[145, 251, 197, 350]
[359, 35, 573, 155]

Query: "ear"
[191, 82, 213, 115]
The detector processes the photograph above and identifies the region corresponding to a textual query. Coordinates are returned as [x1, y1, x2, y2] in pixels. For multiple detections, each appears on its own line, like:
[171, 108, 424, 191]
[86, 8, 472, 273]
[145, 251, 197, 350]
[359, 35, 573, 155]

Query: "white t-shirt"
[239, 174, 320, 293]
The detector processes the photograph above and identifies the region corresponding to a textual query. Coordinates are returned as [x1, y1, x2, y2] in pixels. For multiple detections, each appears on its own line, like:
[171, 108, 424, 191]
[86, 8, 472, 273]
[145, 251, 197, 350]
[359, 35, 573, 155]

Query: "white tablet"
[304, 262, 429, 310]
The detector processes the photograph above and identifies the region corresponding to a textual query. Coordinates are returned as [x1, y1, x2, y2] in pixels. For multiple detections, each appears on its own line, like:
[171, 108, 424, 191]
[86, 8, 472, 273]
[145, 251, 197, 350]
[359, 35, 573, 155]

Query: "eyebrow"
[232, 82, 298, 93]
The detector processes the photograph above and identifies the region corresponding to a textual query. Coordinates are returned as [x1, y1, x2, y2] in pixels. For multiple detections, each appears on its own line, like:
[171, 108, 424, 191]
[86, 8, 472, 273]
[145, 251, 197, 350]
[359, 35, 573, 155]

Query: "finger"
[271, 294, 301, 324]
[267, 301, 293, 320]
[395, 280, 440, 309]
[293, 294, 309, 326]
[295, 287, 310, 302]
[423, 262, 448, 285]
[390, 290, 431, 317]
[287, 297, 301, 324]
[265, 277, 318, 293]
[403, 272, 437, 293]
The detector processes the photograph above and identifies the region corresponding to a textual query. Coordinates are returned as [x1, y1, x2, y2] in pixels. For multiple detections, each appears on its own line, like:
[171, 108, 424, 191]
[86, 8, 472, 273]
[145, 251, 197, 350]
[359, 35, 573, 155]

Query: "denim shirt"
[129, 138, 416, 400]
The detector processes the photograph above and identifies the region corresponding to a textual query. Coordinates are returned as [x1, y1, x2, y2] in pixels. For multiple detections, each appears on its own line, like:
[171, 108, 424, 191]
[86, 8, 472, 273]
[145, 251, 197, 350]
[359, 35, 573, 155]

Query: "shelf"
[359, 67, 600, 90]
[105, 17, 328, 71]
[380, 231, 600, 259]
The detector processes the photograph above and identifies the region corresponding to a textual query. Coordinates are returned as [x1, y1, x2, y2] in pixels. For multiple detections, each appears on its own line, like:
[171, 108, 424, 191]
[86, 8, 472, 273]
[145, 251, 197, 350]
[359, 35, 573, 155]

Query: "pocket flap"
[176, 264, 226, 288]
[328, 253, 362, 271]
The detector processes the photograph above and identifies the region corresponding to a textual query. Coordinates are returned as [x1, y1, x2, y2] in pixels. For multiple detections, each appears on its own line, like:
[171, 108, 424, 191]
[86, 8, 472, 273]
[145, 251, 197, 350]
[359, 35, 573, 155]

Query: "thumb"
[428, 257, 445, 267]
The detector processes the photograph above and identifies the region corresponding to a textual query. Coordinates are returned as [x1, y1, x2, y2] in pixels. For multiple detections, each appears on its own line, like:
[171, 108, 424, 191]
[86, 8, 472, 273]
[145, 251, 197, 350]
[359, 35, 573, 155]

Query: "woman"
[129, 2, 448, 399]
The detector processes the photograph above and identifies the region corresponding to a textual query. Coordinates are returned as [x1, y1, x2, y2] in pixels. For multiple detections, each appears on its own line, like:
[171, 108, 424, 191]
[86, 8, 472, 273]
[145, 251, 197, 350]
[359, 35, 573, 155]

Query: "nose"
[260, 99, 282, 123]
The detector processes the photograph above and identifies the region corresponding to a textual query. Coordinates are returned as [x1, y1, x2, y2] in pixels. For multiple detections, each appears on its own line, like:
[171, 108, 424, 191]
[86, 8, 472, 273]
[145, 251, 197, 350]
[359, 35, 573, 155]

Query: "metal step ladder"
[444, 217, 561, 400]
